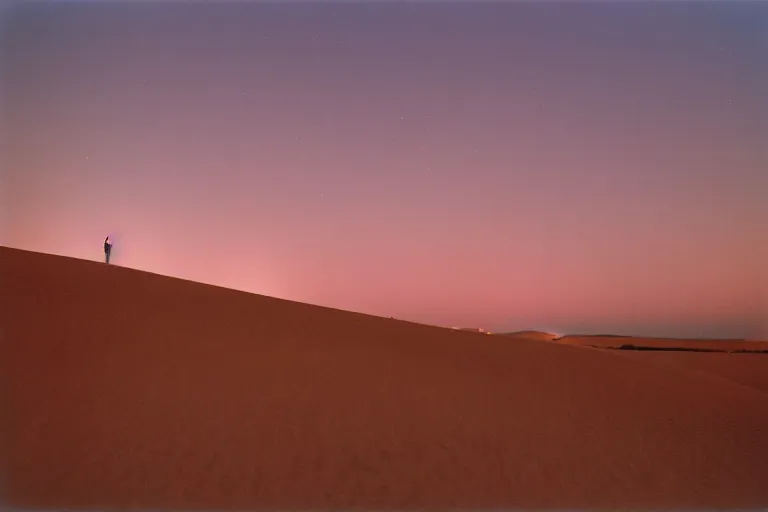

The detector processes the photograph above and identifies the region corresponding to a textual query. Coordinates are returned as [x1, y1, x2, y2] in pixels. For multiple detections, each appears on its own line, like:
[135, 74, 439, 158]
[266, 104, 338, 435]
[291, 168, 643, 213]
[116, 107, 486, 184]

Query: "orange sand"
[554, 335, 768, 352]
[618, 351, 768, 395]
[497, 330, 560, 342]
[3, 246, 768, 509]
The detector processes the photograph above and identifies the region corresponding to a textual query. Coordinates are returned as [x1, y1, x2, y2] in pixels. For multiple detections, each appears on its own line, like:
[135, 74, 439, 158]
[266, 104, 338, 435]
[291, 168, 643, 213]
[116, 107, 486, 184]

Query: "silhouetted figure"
[104, 236, 112, 264]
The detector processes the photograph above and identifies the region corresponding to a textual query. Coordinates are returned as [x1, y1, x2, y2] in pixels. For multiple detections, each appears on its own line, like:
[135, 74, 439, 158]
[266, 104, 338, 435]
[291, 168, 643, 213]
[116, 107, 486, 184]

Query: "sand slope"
[618, 351, 768, 395]
[3, 246, 768, 509]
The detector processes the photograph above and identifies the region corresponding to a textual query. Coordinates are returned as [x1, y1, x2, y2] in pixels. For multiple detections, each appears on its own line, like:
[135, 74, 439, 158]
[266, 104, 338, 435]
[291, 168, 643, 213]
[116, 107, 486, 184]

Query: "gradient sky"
[2, 1, 766, 339]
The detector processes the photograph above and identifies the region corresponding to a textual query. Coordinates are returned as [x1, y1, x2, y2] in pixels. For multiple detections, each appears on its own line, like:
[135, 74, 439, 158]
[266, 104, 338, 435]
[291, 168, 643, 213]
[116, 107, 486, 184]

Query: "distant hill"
[496, 330, 561, 342]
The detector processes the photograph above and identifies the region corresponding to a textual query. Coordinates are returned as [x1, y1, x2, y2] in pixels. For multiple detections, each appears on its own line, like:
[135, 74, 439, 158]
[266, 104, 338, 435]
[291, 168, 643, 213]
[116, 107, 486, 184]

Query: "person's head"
[105, 236, 110, 243]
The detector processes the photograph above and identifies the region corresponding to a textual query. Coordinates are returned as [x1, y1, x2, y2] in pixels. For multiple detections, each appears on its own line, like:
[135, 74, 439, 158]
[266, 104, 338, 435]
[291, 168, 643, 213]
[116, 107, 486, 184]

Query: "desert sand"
[506, 332, 768, 395]
[553, 334, 768, 353]
[498, 330, 561, 342]
[618, 351, 768, 395]
[3, 245, 768, 509]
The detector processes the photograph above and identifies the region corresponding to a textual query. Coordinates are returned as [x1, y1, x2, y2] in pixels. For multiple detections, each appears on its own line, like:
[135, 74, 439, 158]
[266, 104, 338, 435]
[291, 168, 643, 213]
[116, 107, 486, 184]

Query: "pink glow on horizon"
[2, 2, 766, 339]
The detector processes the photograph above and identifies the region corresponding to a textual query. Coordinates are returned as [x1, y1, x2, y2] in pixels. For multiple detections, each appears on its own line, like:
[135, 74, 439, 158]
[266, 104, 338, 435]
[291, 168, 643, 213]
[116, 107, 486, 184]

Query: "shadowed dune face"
[3, 246, 768, 509]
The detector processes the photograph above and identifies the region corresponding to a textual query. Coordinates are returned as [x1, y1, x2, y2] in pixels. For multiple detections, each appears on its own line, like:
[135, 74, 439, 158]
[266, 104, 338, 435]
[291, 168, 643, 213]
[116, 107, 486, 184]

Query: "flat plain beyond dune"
[3, 246, 768, 509]
[553, 335, 768, 353]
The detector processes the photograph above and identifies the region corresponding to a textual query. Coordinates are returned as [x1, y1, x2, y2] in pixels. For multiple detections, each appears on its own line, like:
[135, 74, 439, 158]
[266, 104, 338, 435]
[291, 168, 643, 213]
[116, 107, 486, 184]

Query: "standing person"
[104, 236, 112, 264]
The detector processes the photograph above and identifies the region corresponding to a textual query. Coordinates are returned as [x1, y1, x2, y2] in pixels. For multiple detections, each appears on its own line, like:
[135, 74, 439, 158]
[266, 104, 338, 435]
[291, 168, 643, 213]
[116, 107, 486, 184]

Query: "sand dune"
[3, 246, 768, 509]
[555, 335, 768, 353]
[497, 330, 560, 342]
[618, 351, 768, 395]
